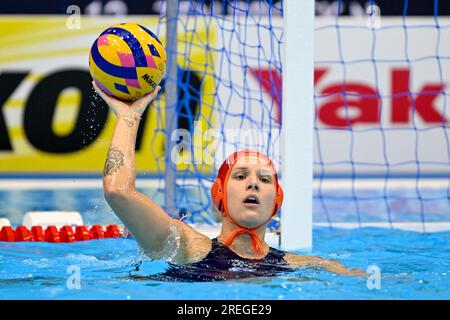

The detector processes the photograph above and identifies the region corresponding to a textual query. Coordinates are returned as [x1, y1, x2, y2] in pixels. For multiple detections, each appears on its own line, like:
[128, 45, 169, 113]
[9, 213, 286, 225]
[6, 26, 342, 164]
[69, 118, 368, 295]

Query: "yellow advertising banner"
[0, 16, 216, 175]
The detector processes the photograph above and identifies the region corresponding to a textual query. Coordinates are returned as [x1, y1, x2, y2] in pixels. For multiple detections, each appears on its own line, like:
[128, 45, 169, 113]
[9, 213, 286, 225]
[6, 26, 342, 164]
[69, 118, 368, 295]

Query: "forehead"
[231, 155, 274, 174]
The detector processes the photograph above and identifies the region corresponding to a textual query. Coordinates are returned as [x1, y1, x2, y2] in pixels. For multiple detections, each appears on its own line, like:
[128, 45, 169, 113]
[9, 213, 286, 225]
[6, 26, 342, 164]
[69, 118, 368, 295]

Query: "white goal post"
[280, 0, 314, 250]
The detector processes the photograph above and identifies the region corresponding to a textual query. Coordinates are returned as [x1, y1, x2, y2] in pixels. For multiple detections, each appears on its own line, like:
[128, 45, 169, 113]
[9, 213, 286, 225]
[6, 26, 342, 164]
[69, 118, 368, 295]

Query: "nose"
[246, 175, 259, 191]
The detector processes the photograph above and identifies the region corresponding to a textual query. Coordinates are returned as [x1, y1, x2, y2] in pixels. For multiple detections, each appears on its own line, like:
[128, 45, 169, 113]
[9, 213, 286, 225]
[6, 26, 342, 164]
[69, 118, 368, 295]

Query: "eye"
[261, 177, 271, 183]
[235, 174, 246, 180]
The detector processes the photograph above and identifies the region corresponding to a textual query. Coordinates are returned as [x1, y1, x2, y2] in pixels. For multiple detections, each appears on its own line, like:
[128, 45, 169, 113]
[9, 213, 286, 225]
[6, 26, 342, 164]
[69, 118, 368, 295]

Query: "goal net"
[151, 0, 449, 238]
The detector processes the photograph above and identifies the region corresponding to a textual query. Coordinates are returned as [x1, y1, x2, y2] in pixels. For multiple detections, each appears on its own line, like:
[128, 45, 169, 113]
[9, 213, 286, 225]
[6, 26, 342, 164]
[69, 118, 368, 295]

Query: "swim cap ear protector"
[211, 150, 283, 254]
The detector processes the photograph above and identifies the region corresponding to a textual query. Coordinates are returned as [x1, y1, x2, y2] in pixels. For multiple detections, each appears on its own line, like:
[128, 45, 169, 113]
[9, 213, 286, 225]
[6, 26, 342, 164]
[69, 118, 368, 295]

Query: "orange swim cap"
[211, 150, 283, 255]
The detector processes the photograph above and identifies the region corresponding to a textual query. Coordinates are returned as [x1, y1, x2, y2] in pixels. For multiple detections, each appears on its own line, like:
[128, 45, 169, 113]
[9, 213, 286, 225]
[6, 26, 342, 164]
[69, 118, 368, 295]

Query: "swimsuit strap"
[209, 238, 286, 263]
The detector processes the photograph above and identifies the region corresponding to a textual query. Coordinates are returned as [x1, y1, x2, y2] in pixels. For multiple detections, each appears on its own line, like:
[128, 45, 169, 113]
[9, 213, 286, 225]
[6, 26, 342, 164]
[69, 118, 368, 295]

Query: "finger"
[147, 85, 161, 101]
[92, 81, 111, 102]
[149, 86, 162, 102]
[92, 81, 128, 109]
[154, 86, 162, 96]
[136, 86, 161, 107]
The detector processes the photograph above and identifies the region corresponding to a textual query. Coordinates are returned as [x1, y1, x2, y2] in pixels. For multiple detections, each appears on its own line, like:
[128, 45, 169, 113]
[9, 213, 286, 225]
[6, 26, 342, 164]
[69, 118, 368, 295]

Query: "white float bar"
[22, 211, 83, 229]
[0, 218, 11, 228]
[0, 178, 447, 190]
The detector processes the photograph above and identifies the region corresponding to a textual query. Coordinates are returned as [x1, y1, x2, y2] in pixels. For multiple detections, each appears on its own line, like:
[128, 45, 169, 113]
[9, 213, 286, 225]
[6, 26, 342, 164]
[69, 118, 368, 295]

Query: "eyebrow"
[259, 170, 274, 177]
[232, 167, 274, 176]
[233, 166, 249, 172]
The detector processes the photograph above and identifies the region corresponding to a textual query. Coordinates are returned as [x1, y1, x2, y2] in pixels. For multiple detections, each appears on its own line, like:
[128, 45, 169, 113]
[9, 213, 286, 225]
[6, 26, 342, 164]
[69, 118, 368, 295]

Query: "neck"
[218, 218, 269, 258]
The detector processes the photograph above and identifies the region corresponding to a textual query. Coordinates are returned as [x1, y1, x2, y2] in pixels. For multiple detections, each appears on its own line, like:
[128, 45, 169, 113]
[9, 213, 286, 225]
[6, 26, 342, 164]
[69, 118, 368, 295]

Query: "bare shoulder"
[171, 220, 212, 265]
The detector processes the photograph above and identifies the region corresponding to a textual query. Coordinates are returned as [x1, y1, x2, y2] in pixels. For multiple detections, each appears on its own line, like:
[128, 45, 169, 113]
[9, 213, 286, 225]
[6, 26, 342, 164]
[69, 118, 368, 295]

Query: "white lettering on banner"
[66, 5, 81, 30]
[367, 4, 382, 29]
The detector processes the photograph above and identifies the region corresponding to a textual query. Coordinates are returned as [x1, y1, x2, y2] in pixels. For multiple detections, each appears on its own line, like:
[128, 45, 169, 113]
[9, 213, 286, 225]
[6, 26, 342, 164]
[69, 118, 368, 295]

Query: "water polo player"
[93, 82, 366, 281]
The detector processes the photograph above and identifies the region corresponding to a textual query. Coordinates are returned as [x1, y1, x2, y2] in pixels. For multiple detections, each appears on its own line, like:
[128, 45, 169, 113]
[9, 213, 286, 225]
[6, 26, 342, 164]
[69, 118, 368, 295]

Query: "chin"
[237, 209, 269, 228]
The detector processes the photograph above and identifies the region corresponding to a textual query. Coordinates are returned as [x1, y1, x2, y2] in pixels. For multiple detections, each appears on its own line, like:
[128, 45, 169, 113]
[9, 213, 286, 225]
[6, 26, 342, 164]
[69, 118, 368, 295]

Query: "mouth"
[242, 194, 260, 207]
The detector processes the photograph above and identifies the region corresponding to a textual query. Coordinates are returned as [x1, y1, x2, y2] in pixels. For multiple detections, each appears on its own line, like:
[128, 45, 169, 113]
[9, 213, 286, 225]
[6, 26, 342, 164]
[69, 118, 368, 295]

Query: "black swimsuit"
[144, 238, 295, 282]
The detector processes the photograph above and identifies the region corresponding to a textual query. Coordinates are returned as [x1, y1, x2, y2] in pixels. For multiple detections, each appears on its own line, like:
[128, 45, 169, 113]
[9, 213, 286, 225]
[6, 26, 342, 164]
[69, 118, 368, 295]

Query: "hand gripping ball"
[89, 23, 166, 101]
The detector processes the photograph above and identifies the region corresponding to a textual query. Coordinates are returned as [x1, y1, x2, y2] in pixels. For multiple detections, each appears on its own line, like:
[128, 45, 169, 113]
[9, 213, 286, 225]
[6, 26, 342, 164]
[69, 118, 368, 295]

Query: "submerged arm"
[285, 253, 367, 278]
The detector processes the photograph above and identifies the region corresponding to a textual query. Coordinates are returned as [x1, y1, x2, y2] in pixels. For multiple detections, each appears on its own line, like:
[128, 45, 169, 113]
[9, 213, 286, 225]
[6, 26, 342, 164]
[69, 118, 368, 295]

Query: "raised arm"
[93, 82, 210, 263]
[94, 82, 173, 252]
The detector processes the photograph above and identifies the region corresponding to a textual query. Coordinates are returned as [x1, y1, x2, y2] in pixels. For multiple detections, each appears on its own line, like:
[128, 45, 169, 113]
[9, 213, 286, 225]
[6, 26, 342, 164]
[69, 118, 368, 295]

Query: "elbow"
[104, 187, 119, 201]
[103, 186, 134, 203]
[104, 187, 122, 204]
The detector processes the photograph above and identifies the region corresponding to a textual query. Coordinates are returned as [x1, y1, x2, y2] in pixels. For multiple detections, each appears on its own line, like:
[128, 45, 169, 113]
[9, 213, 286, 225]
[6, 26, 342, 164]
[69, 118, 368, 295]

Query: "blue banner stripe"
[100, 27, 147, 67]
[90, 39, 137, 79]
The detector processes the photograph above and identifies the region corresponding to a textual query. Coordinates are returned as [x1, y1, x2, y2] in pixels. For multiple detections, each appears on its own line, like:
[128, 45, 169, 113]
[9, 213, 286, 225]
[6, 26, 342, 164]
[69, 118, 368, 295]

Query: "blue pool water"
[0, 187, 450, 299]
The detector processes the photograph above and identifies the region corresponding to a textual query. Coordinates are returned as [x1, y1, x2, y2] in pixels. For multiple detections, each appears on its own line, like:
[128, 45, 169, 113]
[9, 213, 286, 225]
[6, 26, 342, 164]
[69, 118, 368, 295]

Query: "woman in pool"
[94, 82, 366, 280]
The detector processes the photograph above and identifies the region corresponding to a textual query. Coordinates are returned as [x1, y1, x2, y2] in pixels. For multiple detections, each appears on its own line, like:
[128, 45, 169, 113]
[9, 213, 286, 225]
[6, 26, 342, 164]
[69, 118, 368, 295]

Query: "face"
[225, 155, 277, 229]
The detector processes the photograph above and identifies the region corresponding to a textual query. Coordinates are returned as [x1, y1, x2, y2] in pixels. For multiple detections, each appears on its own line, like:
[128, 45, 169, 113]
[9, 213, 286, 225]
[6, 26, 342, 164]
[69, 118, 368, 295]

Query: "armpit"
[170, 220, 212, 265]
[143, 221, 182, 262]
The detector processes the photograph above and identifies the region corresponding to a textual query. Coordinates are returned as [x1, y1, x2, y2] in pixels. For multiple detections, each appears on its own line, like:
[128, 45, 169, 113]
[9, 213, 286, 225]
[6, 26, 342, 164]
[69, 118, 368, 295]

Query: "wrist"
[118, 112, 141, 127]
